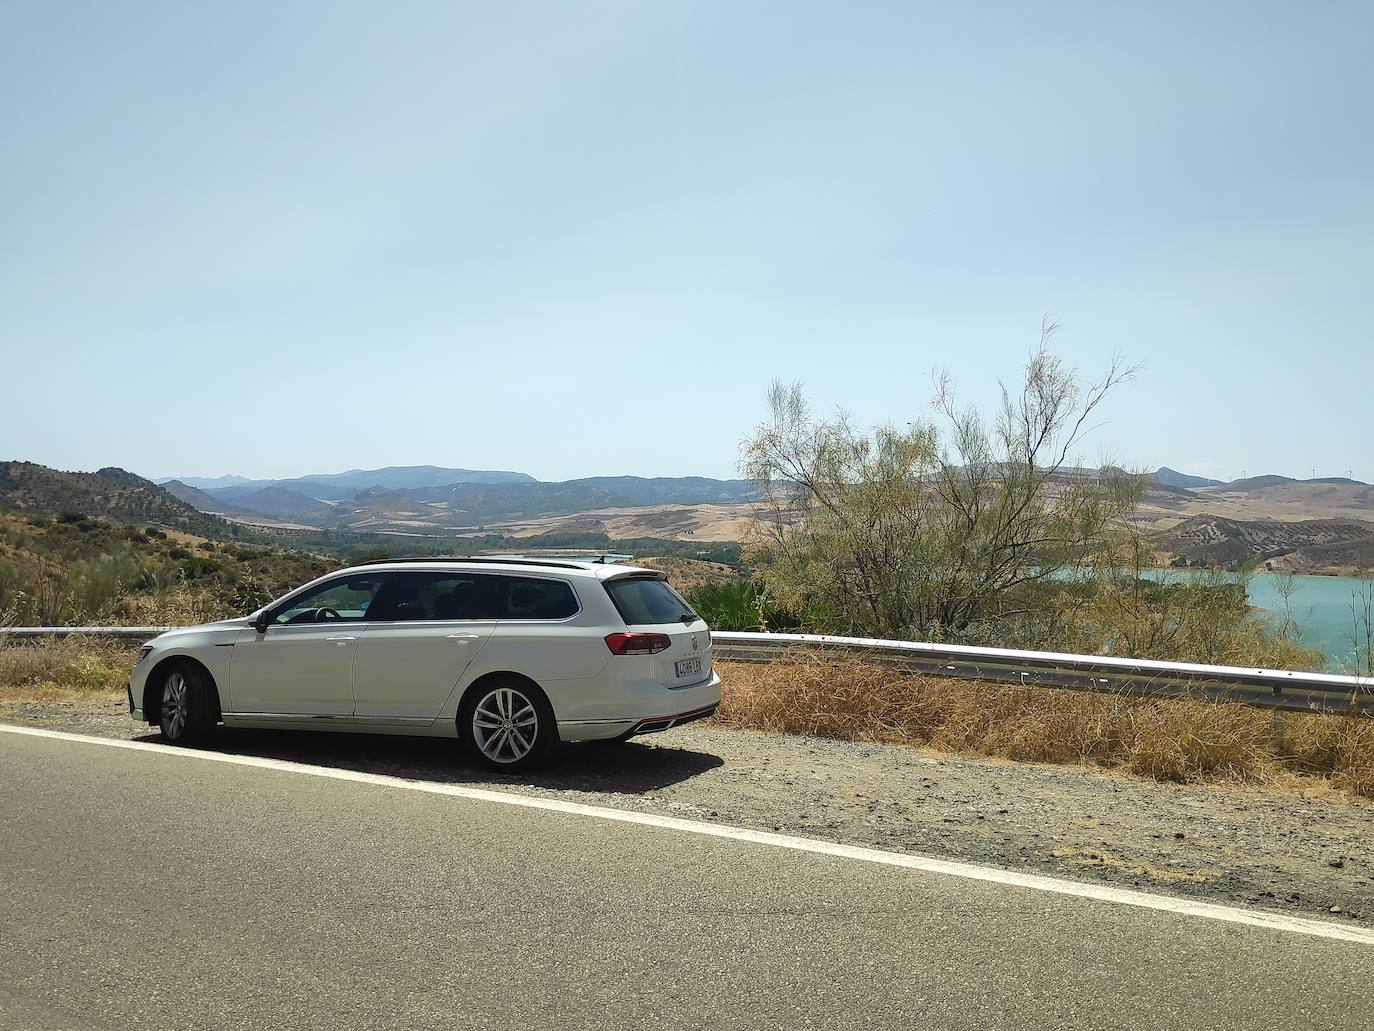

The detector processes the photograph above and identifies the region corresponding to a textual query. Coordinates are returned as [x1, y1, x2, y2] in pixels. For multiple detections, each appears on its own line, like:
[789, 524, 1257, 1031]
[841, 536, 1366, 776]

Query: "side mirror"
[252, 613, 271, 634]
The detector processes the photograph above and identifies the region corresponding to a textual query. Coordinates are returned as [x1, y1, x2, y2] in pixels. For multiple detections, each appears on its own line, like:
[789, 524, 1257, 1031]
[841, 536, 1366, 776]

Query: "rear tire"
[459, 677, 555, 773]
[157, 661, 217, 747]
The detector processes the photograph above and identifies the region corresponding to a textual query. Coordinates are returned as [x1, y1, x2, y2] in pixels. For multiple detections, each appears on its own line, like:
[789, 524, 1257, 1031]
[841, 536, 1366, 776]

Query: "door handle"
[446, 633, 480, 643]
[326, 635, 356, 645]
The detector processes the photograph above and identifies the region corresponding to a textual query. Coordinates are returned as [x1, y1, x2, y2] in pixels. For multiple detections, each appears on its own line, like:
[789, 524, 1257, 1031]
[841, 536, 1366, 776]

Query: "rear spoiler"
[599, 568, 667, 583]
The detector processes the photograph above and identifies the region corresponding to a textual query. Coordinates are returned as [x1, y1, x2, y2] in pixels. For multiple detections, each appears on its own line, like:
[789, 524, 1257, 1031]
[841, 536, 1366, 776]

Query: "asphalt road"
[1, 730, 1370, 1031]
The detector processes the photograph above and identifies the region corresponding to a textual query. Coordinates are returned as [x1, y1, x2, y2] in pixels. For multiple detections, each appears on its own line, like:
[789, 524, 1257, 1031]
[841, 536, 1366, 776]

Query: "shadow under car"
[134, 725, 724, 794]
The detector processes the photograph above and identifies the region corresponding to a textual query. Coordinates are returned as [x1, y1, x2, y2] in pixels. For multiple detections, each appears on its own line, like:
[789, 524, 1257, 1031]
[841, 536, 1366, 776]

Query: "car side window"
[272, 575, 385, 625]
[499, 576, 578, 620]
[366, 572, 503, 622]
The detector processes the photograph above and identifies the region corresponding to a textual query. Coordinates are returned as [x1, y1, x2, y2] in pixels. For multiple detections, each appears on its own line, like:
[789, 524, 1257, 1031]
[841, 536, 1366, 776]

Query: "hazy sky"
[3, 1, 1371, 483]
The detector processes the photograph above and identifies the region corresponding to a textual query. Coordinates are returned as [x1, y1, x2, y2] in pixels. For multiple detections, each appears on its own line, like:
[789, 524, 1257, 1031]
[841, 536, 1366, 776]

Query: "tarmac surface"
[1, 726, 1370, 1030]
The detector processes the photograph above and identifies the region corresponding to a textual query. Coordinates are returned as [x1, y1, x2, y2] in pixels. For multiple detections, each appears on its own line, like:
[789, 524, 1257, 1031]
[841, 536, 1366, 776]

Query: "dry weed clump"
[1277, 714, 1374, 798]
[714, 658, 1374, 799]
[113, 579, 238, 627]
[0, 637, 139, 701]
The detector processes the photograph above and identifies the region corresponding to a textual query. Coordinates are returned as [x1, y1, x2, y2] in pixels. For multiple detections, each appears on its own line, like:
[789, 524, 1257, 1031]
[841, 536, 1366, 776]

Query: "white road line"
[4, 721, 1371, 946]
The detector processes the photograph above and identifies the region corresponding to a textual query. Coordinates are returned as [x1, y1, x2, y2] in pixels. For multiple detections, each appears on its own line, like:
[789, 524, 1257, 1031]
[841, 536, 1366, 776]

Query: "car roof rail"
[356, 556, 591, 571]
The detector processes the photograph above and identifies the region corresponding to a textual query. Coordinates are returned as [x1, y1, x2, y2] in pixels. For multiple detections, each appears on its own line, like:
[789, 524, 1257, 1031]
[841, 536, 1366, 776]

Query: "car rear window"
[605, 577, 699, 625]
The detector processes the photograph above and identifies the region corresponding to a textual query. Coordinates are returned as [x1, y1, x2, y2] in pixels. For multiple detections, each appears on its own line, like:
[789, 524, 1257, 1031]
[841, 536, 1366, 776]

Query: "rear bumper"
[557, 700, 720, 742]
[556, 666, 722, 741]
[624, 702, 719, 737]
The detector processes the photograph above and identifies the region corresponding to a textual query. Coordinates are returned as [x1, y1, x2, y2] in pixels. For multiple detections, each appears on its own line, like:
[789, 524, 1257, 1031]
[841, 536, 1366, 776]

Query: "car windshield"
[605, 577, 699, 625]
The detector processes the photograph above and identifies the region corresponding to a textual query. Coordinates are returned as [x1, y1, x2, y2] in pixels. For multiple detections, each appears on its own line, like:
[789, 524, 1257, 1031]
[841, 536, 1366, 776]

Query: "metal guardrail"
[2, 626, 1369, 715]
[1, 626, 171, 641]
[710, 632, 1372, 715]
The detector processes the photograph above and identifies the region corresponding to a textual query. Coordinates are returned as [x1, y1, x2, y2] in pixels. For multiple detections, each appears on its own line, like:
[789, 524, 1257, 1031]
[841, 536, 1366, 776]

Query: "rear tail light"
[604, 632, 672, 655]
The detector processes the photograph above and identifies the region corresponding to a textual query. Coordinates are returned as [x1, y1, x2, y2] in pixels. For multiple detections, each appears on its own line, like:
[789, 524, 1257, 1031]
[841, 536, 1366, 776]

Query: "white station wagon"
[128, 558, 721, 770]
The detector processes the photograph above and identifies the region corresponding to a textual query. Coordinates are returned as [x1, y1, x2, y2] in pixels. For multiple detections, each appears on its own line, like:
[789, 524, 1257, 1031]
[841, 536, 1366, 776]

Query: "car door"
[229, 573, 388, 717]
[350, 571, 498, 722]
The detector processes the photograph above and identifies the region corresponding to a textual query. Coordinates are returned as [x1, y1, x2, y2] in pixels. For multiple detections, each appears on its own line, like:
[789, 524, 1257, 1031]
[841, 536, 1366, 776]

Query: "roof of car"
[341, 557, 659, 581]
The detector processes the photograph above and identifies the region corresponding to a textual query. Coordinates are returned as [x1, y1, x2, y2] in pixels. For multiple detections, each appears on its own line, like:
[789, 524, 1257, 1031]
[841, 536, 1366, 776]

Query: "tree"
[741, 322, 1144, 641]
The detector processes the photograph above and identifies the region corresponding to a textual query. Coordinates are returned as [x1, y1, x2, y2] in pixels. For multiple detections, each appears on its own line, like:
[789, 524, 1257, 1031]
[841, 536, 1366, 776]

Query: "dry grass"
[0, 638, 138, 701]
[715, 658, 1374, 800]
[629, 557, 738, 594]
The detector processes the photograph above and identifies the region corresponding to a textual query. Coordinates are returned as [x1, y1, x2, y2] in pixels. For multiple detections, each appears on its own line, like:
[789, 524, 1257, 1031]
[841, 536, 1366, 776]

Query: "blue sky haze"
[2, 1, 1370, 482]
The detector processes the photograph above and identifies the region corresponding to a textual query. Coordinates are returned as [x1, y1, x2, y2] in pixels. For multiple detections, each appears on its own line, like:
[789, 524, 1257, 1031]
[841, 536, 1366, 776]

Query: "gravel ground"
[3, 698, 1371, 924]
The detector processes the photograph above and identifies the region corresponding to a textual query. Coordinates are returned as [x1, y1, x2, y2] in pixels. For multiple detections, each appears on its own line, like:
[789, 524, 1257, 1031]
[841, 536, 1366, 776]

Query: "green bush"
[687, 581, 803, 632]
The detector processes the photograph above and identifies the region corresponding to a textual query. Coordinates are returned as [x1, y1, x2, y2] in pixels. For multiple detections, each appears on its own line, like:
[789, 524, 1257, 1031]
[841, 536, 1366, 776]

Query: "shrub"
[743, 330, 1142, 642]
[687, 580, 805, 632]
[688, 582, 768, 631]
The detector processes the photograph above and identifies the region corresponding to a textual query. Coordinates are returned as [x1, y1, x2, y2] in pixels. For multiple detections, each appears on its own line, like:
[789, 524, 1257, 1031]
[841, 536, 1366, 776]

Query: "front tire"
[157, 661, 217, 747]
[460, 678, 555, 773]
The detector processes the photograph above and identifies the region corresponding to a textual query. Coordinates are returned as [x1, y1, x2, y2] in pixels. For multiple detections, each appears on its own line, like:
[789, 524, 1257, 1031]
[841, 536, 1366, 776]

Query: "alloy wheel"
[471, 687, 538, 764]
[162, 671, 188, 738]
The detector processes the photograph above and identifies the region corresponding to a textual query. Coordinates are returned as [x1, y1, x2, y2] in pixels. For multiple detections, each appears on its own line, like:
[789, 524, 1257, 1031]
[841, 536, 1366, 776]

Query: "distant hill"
[562, 476, 756, 506]
[232, 484, 332, 521]
[1209, 474, 1368, 491]
[0, 462, 231, 537]
[160, 478, 257, 516]
[1153, 467, 1223, 489]
[393, 482, 631, 525]
[292, 465, 537, 493]
[1198, 476, 1374, 513]
[1220, 474, 1297, 491]
[163, 474, 261, 490]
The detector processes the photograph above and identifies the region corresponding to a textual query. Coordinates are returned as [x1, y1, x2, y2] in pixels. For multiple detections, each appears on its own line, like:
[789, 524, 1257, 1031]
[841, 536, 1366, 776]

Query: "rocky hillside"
[0, 462, 232, 538]
[1157, 515, 1374, 573]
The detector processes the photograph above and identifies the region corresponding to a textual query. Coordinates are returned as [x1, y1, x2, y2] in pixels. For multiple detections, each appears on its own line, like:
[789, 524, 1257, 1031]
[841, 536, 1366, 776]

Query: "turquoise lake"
[1244, 573, 1373, 672]
[1053, 569, 1372, 671]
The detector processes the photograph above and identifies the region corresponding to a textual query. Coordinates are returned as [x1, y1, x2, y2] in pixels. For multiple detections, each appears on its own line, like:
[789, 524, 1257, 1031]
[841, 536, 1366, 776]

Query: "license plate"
[674, 657, 703, 678]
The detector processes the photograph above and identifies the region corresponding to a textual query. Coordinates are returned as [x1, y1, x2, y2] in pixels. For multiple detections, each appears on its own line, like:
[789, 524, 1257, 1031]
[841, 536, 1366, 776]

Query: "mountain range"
[154, 466, 760, 531]
[156, 465, 1369, 525]
[166, 465, 536, 497]
[5, 460, 1371, 573]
